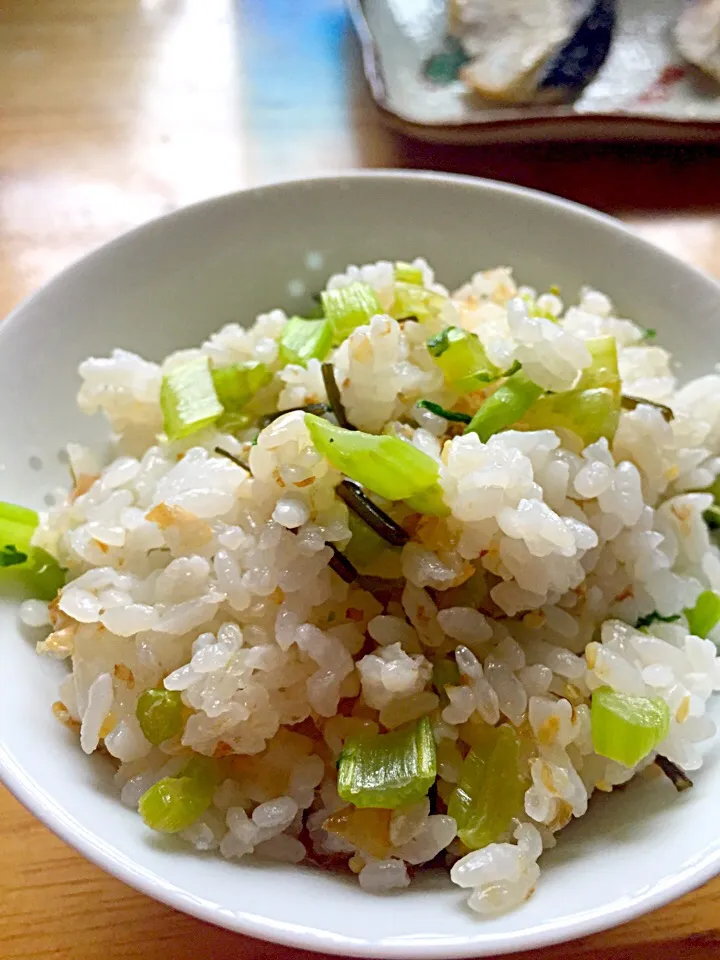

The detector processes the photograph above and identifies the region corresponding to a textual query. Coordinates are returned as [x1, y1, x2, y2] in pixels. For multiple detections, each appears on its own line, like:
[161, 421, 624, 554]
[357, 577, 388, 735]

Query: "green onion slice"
[136, 688, 184, 745]
[337, 715, 436, 809]
[279, 317, 332, 366]
[211, 361, 271, 413]
[427, 327, 501, 394]
[390, 283, 446, 324]
[305, 413, 448, 515]
[448, 723, 527, 850]
[321, 282, 382, 345]
[464, 370, 543, 442]
[522, 337, 621, 445]
[394, 261, 424, 285]
[138, 756, 220, 833]
[160, 356, 223, 440]
[685, 590, 720, 639]
[0, 501, 65, 600]
[591, 686, 670, 767]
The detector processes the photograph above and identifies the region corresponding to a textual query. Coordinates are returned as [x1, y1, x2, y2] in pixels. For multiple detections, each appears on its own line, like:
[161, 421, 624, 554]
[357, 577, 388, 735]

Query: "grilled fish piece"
[453, 0, 615, 104]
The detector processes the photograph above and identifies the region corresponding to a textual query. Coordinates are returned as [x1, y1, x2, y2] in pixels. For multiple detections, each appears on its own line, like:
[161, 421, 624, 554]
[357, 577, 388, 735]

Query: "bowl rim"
[2, 169, 720, 958]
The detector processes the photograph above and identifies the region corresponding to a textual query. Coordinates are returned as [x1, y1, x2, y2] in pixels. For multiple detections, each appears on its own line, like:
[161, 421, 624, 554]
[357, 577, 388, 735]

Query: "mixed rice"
[15, 258, 720, 916]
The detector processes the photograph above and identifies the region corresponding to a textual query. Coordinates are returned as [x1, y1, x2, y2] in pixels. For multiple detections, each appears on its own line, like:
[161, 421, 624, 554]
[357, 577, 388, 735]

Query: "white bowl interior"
[2, 173, 720, 957]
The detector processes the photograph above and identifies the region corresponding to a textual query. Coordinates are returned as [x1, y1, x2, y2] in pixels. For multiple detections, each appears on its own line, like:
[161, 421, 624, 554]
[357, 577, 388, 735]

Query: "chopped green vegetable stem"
[160, 356, 223, 441]
[212, 361, 271, 413]
[591, 686, 669, 767]
[0, 502, 38, 526]
[279, 316, 332, 366]
[426, 327, 500, 394]
[521, 337, 621, 446]
[685, 590, 720, 639]
[448, 724, 527, 850]
[390, 283, 446, 324]
[139, 774, 211, 833]
[337, 715, 437, 808]
[217, 412, 253, 434]
[464, 371, 543, 442]
[305, 413, 447, 515]
[136, 688, 184, 745]
[321, 282, 381, 344]
[0, 501, 65, 599]
[394, 261, 424, 285]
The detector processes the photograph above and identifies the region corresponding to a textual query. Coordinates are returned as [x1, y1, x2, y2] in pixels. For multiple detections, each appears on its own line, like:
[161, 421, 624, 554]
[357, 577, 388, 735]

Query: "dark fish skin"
[538, 0, 616, 99]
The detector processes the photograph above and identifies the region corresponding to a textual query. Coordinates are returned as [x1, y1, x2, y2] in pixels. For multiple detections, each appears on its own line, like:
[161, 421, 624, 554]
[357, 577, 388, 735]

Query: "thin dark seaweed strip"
[427, 779, 439, 815]
[336, 479, 409, 547]
[321, 362, 355, 430]
[654, 754, 693, 792]
[330, 548, 403, 599]
[356, 575, 404, 607]
[327, 545, 396, 607]
[285, 525, 358, 585]
[259, 403, 328, 427]
[214, 447, 250, 471]
[621, 395, 674, 422]
[287, 526, 390, 603]
[327, 543, 360, 584]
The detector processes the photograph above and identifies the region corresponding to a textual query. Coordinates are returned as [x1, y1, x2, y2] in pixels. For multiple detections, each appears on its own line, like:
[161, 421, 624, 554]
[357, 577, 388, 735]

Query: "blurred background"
[3, 0, 720, 319]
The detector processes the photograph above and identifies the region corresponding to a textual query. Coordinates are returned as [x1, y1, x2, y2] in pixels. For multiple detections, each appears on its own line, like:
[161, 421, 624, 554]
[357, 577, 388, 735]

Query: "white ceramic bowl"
[2, 172, 720, 958]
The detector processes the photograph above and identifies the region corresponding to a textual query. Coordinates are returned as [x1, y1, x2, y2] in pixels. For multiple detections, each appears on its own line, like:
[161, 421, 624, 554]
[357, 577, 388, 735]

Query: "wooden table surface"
[2, 2, 720, 958]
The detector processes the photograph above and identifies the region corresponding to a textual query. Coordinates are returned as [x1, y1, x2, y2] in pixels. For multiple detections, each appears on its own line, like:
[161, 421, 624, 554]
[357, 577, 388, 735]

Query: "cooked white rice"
[24, 258, 720, 916]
